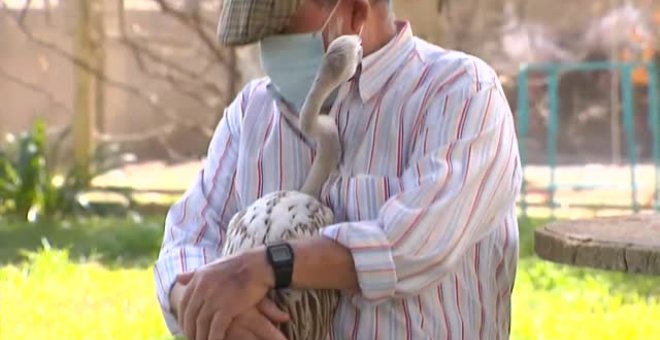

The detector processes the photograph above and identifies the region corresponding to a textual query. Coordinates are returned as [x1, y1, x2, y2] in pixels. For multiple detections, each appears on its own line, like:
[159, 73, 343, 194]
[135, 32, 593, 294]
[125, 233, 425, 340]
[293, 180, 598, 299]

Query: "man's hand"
[225, 298, 289, 340]
[168, 238, 357, 339]
[174, 251, 274, 340]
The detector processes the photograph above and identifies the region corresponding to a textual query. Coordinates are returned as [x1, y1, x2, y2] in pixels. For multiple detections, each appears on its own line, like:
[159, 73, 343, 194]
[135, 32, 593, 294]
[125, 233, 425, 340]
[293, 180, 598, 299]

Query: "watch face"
[270, 245, 292, 262]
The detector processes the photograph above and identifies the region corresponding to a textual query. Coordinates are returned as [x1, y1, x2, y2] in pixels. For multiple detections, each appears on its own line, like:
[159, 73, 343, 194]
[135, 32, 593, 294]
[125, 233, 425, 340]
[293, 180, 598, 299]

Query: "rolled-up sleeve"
[321, 80, 522, 302]
[153, 83, 250, 335]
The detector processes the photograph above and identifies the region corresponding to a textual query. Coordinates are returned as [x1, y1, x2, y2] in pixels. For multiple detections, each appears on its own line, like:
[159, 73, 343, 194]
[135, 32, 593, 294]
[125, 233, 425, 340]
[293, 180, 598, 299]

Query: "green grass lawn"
[1, 217, 659, 339]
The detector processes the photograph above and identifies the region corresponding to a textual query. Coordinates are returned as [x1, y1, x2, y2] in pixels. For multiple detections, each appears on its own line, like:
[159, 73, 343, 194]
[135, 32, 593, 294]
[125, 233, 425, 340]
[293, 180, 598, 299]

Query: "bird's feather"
[222, 190, 340, 340]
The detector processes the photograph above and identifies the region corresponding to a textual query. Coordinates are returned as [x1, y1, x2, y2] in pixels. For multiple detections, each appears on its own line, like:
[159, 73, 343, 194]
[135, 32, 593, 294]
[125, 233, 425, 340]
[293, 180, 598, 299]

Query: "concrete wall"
[0, 1, 263, 160]
[393, 0, 444, 44]
[0, 5, 74, 137]
[2, 0, 656, 160]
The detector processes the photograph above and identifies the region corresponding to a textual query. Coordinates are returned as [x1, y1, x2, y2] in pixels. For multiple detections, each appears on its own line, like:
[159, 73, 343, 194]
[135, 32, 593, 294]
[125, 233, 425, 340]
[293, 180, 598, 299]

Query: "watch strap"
[266, 242, 294, 289]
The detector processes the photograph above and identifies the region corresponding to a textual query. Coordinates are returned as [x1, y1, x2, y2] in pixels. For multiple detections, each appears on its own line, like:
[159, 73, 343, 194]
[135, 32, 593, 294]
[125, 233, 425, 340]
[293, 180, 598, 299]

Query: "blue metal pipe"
[517, 67, 530, 218]
[620, 64, 639, 213]
[547, 66, 559, 219]
[648, 62, 660, 211]
[515, 61, 660, 215]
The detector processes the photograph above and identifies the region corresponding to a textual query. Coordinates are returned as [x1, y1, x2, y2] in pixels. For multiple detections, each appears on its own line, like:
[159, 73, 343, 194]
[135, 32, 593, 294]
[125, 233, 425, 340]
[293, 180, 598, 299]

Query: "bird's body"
[221, 190, 339, 339]
[221, 35, 363, 340]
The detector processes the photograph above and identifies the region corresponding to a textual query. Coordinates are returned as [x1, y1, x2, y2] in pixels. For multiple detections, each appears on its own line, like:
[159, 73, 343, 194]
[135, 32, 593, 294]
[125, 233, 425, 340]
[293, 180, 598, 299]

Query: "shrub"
[0, 119, 136, 222]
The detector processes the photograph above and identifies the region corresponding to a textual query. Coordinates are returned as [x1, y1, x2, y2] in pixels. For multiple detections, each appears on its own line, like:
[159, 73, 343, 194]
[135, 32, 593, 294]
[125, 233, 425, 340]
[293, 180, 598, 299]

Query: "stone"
[534, 214, 660, 275]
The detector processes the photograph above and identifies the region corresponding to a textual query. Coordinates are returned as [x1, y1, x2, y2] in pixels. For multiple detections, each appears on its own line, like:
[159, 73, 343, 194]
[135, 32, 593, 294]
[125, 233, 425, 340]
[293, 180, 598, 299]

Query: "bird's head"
[318, 35, 363, 89]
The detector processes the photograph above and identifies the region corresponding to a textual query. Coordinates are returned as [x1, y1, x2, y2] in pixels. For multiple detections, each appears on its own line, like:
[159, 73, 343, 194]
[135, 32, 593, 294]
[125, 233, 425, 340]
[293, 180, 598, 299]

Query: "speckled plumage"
[221, 190, 341, 340]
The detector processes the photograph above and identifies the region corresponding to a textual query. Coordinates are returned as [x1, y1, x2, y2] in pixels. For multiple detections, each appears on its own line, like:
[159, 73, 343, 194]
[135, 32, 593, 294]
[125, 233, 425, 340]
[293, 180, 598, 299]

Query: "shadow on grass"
[2, 215, 659, 296]
[0, 216, 597, 265]
[0, 215, 166, 268]
[0, 216, 544, 266]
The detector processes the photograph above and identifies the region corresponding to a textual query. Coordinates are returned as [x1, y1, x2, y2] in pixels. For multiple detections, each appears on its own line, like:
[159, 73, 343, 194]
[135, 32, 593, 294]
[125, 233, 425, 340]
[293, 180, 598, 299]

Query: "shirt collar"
[357, 20, 416, 102]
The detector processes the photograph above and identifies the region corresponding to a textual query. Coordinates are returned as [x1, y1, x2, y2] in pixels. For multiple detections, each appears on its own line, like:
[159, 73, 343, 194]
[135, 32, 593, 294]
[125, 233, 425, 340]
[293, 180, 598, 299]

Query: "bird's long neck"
[299, 77, 333, 134]
[299, 76, 342, 198]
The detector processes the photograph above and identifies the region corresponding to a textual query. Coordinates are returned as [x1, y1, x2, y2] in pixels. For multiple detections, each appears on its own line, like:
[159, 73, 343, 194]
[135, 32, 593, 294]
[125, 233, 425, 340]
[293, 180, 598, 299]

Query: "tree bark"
[73, 0, 96, 177]
[535, 215, 660, 275]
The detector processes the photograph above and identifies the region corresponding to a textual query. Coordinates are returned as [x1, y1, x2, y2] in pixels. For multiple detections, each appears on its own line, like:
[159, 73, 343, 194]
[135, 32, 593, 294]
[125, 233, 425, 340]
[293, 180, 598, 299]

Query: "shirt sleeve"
[153, 83, 250, 335]
[321, 79, 523, 302]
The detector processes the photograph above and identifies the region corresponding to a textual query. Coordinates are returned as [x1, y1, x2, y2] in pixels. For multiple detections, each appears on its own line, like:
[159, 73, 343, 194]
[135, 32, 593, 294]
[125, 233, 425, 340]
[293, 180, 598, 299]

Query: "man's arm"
[153, 82, 249, 335]
[249, 237, 360, 291]
[249, 71, 522, 299]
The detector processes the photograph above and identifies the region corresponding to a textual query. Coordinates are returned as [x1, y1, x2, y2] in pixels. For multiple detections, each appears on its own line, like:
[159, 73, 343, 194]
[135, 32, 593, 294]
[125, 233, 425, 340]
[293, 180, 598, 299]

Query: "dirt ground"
[521, 163, 660, 219]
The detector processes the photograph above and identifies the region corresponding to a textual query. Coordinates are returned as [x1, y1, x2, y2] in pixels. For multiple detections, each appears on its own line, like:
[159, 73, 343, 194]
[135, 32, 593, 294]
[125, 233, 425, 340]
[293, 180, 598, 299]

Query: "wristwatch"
[265, 242, 294, 289]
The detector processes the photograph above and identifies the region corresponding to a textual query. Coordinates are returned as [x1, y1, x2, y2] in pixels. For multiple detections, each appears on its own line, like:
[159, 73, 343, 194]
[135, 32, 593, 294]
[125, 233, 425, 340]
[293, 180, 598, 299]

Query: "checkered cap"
[217, 0, 305, 46]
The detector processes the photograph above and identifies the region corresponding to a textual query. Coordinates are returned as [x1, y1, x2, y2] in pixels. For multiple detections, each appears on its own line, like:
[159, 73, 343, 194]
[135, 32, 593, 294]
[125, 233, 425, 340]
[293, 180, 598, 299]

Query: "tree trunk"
[72, 0, 103, 178]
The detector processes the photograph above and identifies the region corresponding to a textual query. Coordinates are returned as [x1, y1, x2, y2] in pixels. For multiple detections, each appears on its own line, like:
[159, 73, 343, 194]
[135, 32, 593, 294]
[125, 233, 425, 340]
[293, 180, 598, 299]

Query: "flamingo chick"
[221, 35, 363, 340]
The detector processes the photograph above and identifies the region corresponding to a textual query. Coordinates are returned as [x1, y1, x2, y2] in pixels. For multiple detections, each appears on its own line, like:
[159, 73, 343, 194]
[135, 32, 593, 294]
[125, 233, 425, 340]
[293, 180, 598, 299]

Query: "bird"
[220, 35, 363, 340]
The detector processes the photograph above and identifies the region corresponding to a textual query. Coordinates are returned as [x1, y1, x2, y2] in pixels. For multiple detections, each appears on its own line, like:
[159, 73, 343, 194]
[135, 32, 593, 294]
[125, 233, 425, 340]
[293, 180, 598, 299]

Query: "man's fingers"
[178, 276, 196, 324]
[245, 311, 288, 340]
[182, 284, 204, 340]
[208, 311, 231, 340]
[225, 329, 258, 340]
[170, 282, 186, 321]
[195, 303, 214, 340]
[176, 271, 195, 285]
[257, 298, 289, 323]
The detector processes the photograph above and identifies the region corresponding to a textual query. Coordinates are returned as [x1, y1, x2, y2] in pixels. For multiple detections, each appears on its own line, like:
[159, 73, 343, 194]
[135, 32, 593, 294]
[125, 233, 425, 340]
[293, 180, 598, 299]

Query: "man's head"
[219, 0, 396, 112]
[218, 0, 394, 54]
[286, 0, 393, 53]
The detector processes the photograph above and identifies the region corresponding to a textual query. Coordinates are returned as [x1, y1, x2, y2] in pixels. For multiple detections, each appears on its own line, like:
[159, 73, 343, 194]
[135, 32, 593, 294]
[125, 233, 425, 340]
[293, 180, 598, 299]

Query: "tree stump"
[534, 214, 660, 275]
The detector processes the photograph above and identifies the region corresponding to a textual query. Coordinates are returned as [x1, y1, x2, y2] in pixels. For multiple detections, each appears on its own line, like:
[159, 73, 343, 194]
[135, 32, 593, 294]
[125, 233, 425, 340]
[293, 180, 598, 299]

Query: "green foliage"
[0, 119, 48, 219]
[0, 119, 136, 222]
[1, 218, 659, 339]
[0, 243, 168, 339]
[513, 218, 660, 339]
[512, 259, 660, 339]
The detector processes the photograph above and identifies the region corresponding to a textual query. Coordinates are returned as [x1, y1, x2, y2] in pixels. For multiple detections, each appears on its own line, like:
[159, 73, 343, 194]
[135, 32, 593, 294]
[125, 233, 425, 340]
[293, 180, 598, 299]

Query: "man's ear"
[350, 0, 369, 33]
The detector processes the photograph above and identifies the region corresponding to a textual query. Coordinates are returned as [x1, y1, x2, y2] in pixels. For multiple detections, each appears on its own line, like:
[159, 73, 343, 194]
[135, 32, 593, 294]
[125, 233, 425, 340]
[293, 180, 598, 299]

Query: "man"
[154, 0, 522, 339]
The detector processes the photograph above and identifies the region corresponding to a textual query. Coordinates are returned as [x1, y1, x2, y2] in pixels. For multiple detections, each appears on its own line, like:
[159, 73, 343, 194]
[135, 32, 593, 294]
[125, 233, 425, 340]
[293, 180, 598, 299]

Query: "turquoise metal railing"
[516, 61, 660, 218]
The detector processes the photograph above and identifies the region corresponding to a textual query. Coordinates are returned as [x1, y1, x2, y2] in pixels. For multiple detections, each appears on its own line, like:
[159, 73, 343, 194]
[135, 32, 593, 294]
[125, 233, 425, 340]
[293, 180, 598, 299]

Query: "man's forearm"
[249, 237, 359, 292]
[291, 237, 359, 291]
[169, 237, 360, 311]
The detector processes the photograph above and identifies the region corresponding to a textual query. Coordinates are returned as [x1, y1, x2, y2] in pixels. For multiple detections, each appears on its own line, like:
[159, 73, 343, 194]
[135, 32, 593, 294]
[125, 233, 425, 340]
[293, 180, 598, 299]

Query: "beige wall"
[0, 0, 447, 160]
[0, 10, 73, 136]
[393, 0, 444, 44]
[2, 0, 656, 160]
[0, 2, 263, 159]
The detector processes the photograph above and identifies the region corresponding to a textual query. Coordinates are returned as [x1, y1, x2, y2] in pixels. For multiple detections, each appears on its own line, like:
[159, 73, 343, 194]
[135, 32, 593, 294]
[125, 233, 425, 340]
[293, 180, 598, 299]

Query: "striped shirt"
[155, 21, 522, 339]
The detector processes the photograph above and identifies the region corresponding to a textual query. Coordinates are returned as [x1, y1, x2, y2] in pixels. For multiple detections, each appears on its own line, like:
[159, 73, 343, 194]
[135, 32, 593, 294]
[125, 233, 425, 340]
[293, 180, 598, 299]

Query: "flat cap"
[217, 0, 305, 45]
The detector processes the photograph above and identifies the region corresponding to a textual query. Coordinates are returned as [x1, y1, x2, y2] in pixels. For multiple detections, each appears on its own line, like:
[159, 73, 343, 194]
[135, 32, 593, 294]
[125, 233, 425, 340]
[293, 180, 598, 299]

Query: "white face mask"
[259, 1, 360, 112]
